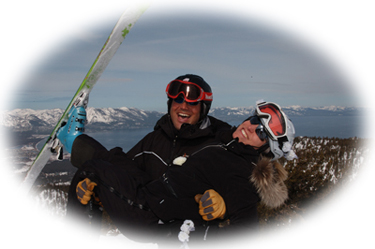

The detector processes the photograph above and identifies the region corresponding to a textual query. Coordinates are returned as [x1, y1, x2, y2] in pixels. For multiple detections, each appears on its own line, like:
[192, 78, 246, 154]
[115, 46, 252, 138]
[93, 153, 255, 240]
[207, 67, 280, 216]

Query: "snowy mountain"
[0, 106, 363, 133]
[209, 105, 361, 120]
[86, 107, 162, 131]
[0, 107, 162, 133]
[1, 108, 65, 133]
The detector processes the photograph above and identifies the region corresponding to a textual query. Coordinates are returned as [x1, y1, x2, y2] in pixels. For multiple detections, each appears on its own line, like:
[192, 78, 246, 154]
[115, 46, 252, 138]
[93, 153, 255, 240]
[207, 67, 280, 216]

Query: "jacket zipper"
[162, 173, 178, 198]
[161, 135, 179, 198]
[168, 135, 178, 167]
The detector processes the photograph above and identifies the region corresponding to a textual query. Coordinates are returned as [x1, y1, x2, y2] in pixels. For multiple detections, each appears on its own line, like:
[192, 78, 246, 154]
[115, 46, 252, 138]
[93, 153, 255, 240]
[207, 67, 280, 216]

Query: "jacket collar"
[155, 114, 216, 139]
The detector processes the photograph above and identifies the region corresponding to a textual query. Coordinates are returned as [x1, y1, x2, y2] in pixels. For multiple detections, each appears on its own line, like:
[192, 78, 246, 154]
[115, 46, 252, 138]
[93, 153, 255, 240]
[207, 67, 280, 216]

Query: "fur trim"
[250, 157, 288, 209]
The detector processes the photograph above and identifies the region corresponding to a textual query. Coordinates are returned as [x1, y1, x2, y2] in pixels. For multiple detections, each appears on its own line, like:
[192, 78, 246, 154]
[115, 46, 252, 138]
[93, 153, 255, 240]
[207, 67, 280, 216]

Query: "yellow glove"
[76, 178, 98, 205]
[195, 189, 226, 221]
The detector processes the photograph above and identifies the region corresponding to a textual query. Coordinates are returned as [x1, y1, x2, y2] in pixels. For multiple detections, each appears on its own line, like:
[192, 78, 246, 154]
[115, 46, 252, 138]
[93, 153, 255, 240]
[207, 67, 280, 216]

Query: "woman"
[72, 101, 297, 242]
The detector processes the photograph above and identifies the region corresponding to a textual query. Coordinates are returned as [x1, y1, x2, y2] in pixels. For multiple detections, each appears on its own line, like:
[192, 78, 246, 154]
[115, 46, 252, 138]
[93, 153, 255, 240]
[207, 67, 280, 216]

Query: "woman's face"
[232, 120, 267, 148]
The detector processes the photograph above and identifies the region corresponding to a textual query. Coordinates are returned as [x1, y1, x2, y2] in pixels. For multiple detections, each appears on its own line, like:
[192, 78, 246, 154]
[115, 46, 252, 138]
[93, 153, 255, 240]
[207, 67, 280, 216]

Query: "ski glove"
[76, 178, 101, 206]
[195, 189, 226, 221]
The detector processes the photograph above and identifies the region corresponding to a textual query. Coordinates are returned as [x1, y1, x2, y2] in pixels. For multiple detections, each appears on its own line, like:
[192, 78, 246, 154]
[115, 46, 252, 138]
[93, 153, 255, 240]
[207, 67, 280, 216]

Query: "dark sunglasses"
[173, 96, 200, 106]
[248, 116, 268, 141]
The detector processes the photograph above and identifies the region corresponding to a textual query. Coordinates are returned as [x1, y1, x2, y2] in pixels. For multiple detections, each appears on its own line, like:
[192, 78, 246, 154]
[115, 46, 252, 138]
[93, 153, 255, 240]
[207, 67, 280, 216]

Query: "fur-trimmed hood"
[250, 156, 288, 209]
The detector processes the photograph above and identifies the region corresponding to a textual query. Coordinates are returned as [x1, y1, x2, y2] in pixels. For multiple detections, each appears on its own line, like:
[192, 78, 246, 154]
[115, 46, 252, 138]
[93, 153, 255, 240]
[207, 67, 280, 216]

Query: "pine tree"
[257, 136, 367, 231]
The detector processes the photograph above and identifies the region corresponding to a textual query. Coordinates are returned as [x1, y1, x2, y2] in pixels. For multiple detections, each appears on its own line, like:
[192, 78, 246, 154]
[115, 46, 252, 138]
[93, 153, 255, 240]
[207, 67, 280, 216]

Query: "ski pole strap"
[85, 199, 94, 222]
[82, 171, 151, 212]
[162, 173, 178, 198]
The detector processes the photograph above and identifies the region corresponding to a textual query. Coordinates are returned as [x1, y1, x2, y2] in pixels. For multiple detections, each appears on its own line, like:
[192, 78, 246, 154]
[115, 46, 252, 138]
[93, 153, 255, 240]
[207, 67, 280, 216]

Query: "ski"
[20, 4, 148, 193]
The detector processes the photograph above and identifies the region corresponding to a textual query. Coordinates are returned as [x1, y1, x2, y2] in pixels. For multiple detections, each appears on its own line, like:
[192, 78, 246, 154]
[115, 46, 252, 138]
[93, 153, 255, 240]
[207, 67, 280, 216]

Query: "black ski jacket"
[126, 114, 232, 180]
[67, 114, 231, 237]
[143, 129, 289, 237]
[75, 128, 289, 243]
[71, 114, 231, 177]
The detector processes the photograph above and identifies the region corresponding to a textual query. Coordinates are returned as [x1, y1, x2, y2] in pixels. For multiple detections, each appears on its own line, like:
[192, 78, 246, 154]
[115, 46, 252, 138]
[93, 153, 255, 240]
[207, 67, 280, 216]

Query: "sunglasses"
[256, 102, 287, 141]
[166, 79, 213, 103]
[173, 96, 200, 106]
[248, 116, 268, 141]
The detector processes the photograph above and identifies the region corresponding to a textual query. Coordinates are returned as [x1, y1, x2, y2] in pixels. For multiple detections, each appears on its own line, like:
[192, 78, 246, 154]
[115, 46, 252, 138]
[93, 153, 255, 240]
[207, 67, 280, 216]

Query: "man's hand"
[195, 189, 226, 221]
[76, 178, 98, 205]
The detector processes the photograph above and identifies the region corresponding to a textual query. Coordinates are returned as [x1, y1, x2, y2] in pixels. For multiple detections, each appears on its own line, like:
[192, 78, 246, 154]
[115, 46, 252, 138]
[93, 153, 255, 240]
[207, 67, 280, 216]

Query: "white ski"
[20, 4, 148, 193]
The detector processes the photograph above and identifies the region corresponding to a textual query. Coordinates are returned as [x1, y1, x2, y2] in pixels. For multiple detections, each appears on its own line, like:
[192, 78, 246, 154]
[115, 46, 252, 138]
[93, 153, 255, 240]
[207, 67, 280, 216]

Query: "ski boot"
[56, 105, 87, 154]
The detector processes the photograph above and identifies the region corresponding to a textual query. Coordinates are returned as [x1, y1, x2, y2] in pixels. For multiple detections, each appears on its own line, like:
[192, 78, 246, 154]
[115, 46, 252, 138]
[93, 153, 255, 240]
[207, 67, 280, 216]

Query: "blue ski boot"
[56, 105, 87, 154]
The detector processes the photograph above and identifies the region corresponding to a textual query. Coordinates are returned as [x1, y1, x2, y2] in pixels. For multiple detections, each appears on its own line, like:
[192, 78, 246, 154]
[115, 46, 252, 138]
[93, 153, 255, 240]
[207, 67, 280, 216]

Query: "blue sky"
[3, 1, 365, 112]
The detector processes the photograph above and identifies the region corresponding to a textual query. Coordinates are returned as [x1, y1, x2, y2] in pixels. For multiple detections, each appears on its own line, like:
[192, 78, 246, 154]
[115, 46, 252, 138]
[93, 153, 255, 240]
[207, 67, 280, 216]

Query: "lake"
[86, 115, 366, 151]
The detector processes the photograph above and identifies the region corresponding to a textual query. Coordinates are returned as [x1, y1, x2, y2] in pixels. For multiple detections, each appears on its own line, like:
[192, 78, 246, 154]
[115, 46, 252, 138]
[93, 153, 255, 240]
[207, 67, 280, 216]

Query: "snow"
[98, 234, 158, 248]
[286, 105, 303, 110]
[14, 165, 30, 173]
[21, 145, 34, 150]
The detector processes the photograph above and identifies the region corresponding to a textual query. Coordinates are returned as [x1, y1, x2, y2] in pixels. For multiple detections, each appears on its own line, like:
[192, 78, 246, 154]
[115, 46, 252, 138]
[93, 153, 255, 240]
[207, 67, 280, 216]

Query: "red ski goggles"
[166, 79, 213, 103]
[256, 102, 287, 141]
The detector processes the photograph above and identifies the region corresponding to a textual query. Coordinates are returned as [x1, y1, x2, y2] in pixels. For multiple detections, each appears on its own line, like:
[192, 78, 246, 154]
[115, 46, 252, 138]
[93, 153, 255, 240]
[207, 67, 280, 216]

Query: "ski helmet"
[254, 100, 297, 161]
[166, 74, 213, 121]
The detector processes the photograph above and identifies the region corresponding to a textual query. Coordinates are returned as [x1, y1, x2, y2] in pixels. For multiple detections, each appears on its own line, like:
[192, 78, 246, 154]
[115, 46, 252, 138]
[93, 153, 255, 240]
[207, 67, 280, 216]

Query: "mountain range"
[0, 106, 364, 133]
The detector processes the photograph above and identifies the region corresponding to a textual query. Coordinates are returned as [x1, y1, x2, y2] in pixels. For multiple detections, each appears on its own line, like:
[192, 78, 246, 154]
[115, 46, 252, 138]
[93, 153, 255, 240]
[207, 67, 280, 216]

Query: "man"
[123, 74, 229, 180]
[57, 74, 231, 233]
[70, 101, 297, 244]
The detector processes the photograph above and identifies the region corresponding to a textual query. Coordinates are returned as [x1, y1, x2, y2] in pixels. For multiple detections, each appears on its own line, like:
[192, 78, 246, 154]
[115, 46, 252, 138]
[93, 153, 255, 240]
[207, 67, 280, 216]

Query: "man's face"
[170, 99, 201, 130]
[232, 120, 267, 148]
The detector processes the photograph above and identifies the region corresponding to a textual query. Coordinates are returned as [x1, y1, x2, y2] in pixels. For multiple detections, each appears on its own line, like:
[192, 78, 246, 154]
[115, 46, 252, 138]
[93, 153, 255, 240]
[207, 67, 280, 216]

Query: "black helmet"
[166, 74, 213, 121]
